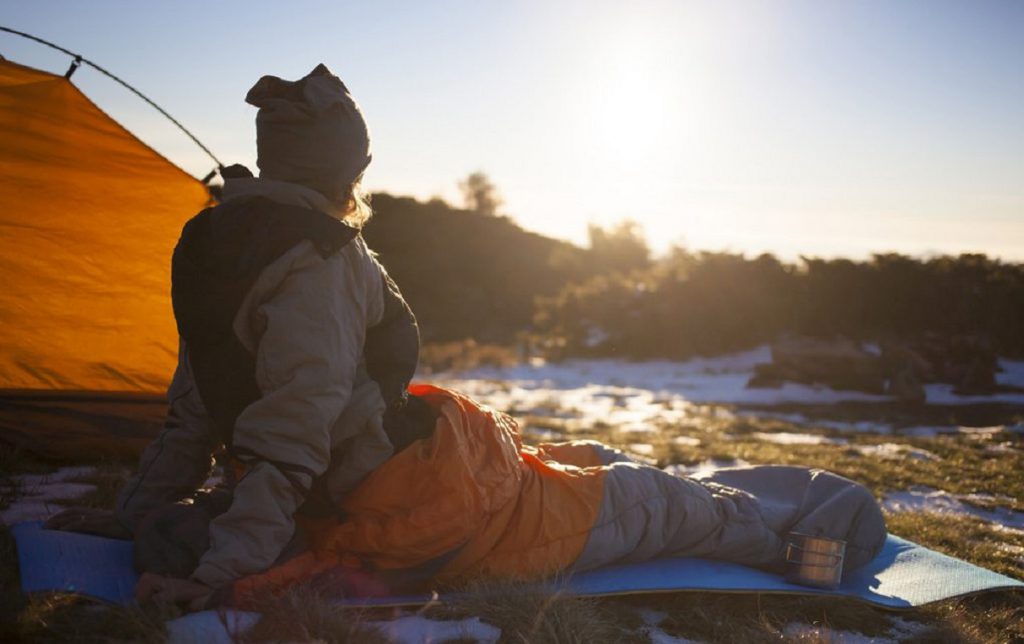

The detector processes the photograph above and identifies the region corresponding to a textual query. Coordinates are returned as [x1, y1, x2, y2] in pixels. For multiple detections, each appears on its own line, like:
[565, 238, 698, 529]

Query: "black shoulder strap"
[365, 270, 420, 410]
[171, 197, 359, 443]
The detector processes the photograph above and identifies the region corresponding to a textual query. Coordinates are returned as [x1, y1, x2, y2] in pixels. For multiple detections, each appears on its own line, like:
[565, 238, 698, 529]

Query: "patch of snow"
[960, 492, 1017, 506]
[619, 422, 658, 433]
[883, 486, 1024, 530]
[1, 502, 64, 525]
[15, 466, 97, 488]
[959, 425, 1005, 436]
[924, 383, 1024, 406]
[646, 625, 702, 644]
[889, 617, 934, 641]
[854, 443, 939, 461]
[899, 423, 1019, 439]
[167, 611, 502, 644]
[664, 458, 752, 477]
[899, 425, 951, 438]
[783, 617, 928, 643]
[167, 610, 259, 644]
[821, 419, 894, 434]
[985, 442, 1021, 454]
[1, 467, 99, 525]
[992, 523, 1024, 537]
[434, 348, 1024, 410]
[435, 347, 890, 412]
[584, 326, 610, 349]
[673, 436, 701, 447]
[748, 411, 1005, 440]
[371, 615, 500, 644]
[742, 410, 811, 425]
[784, 622, 889, 644]
[628, 443, 655, 456]
[996, 359, 1024, 389]
[637, 609, 702, 644]
[525, 428, 565, 441]
[738, 410, 896, 435]
[997, 543, 1024, 555]
[751, 432, 847, 446]
[438, 379, 694, 435]
[638, 608, 668, 626]
[996, 543, 1024, 566]
[17, 482, 96, 501]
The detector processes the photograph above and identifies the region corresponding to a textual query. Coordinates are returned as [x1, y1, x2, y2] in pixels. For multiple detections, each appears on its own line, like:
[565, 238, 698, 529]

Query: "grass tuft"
[435, 578, 644, 643]
[59, 462, 133, 511]
[241, 585, 387, 643]
[7, 593, 169, 643]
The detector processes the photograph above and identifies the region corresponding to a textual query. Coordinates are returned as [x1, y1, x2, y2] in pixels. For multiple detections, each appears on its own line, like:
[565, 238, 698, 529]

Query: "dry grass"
[916, 592, 1024, 643]
[57, 462, 134, 511]
[241, 585, 387, 643]
[433, 578, 645, 643]
[418, 340, 520, 375]
[0, 525, 24, 633]
[6, 594, 170, 643]
[1, 396, 1022, 642]
[560, 404, 1024, 510]
[0, 447, 55, 513]
[619, 592, 899, 643]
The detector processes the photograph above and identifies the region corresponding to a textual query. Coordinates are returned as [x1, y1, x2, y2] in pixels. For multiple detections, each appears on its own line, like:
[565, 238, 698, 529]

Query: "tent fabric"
[0, 392, 165, 460]
[0, 59, 211, 394]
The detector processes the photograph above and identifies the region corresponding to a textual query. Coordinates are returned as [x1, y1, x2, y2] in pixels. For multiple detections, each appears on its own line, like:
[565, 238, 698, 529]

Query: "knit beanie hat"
[245, 64, 371, 202]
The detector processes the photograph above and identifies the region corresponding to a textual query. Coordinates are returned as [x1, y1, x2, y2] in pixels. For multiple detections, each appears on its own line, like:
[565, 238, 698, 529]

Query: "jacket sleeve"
[190, 244, 371, 588]
[115, 341, 217, 532]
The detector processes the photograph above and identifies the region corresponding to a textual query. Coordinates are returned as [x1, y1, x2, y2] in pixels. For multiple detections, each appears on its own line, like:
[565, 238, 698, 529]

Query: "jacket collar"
[221, 177, 347, 220]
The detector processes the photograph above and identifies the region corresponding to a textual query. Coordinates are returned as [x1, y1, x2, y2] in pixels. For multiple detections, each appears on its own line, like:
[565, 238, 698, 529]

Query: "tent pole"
[64, 55, 82, 79]
[0, 25, 224, 173]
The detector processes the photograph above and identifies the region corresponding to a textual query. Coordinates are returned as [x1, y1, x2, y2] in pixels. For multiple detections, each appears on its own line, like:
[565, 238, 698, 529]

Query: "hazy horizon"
[2, 1, 1021, 262]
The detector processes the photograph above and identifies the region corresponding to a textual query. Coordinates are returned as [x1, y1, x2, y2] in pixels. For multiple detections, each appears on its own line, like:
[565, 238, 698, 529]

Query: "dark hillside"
[363, 194, 1024, 362]
[535, 250, 1024, 361]
[363, 193, 598, 343]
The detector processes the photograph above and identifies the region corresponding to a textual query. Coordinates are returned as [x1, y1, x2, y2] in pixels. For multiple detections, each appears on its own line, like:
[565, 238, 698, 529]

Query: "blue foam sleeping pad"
[11, 521, 1023, 609]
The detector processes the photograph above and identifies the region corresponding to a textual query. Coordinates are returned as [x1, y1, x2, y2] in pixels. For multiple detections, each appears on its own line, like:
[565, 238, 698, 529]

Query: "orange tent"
[0, 58, 212, 456]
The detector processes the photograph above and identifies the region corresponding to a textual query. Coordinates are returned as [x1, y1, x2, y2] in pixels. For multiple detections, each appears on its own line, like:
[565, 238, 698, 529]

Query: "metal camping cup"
[784, 532, 846, 589]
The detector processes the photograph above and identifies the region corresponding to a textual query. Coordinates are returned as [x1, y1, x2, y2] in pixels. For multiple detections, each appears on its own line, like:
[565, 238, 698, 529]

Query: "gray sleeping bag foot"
[696, 465, 887, 571]
[572, 463, 886, 575]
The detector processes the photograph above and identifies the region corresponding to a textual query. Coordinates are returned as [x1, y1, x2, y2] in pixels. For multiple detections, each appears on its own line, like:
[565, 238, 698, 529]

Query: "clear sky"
[3, 1, 1022, 260]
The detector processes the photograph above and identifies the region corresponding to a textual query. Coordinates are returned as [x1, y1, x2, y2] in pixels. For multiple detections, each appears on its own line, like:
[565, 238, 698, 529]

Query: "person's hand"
[135, 572, 213, 612]
[44, 507, 132, 540]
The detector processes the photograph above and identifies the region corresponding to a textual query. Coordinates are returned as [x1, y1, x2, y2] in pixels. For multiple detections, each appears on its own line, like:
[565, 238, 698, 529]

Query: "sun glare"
[539, 9, 699, 245]
[571, 27, 679, 173]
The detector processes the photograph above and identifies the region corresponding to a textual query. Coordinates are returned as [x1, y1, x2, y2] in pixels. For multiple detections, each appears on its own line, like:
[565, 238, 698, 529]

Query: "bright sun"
[574, 29, 677, 170]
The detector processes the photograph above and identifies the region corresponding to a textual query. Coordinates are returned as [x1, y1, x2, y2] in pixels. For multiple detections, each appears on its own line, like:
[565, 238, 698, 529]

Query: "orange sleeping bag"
[228, 384, 607, 605]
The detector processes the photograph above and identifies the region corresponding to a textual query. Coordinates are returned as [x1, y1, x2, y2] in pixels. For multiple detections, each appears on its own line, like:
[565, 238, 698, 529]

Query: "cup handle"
[785, 542, 843, 566]
[784, 542, 802, 563]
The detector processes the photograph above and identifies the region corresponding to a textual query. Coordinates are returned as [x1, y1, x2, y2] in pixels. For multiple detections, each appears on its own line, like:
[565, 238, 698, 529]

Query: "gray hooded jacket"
[116, 179, 401, 588]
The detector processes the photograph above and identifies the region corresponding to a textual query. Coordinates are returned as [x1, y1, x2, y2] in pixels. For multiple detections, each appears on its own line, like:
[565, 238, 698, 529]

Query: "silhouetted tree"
[587, 220, 650, 274]
[459, 171, 503, 216]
